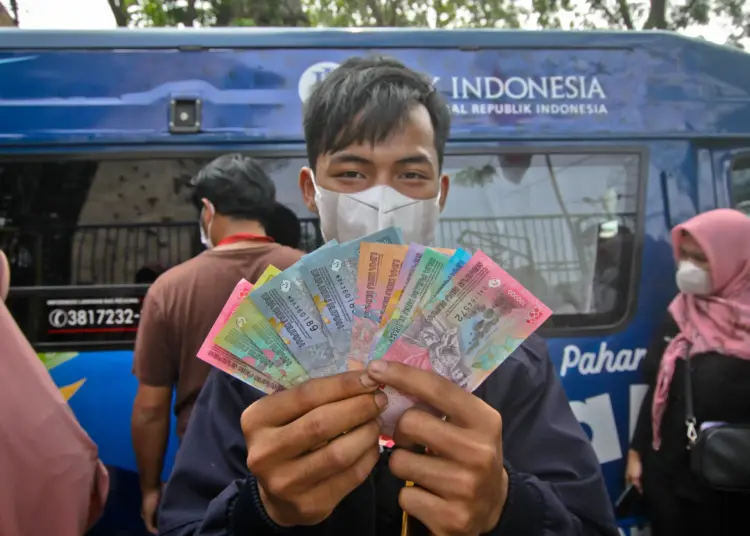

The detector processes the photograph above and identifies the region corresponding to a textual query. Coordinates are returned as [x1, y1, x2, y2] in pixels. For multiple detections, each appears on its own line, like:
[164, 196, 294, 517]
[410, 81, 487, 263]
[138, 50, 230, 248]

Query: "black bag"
[683, 345, 750, 492]
[614, 484, 646, 519]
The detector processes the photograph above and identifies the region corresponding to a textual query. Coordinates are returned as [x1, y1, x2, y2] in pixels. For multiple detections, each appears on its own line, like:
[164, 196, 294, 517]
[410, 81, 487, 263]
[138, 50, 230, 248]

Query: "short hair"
[266, 202, 301, 249]
[303, 56, 451, 171]
[191, 154, 276, 226]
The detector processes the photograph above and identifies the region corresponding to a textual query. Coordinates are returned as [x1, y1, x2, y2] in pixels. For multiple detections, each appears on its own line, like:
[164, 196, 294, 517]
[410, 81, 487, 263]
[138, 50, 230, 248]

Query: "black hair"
[135, 262, 166, 284]
[191, 154, 276, 226]
[266, 202, 302, 249]
[303, 56, 451, 171]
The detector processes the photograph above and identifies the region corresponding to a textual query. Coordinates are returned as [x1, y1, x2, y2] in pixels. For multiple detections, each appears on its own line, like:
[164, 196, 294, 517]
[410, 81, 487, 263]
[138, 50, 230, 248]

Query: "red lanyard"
[217, 233, 274, 247]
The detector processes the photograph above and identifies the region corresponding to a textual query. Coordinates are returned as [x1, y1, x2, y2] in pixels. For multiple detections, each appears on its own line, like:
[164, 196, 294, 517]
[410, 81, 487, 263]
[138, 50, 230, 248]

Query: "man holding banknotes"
[132, 154, 303, 533]
[157, 57, 618, 536]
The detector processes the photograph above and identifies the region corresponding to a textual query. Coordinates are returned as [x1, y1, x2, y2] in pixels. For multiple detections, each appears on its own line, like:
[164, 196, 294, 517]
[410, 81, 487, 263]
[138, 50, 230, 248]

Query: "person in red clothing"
[131, 154, 303, 533]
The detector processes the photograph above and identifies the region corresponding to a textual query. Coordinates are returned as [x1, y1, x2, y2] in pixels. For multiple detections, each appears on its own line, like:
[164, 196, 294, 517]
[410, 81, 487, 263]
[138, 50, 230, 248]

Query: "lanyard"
[382, 439, 413, 535]
[216, 233, 274, 248]
[401, 481, 415, 536]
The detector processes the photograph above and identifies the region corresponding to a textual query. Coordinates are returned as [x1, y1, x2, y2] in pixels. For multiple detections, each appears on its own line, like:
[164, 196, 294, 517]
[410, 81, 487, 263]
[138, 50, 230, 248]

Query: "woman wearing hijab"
[0, 250, 109, 536]
[626, 208, 750, 536]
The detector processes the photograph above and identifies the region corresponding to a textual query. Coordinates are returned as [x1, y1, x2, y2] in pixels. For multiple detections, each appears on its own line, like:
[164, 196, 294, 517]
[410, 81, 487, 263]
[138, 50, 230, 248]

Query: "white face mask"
[676, 260, 712, 296]
[199, 202, 215, 249]
[310, 170, 443, 245]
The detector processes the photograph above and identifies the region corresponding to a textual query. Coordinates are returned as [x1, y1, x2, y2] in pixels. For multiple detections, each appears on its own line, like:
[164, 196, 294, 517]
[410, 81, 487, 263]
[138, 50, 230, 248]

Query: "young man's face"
[299, 105, 450, 212]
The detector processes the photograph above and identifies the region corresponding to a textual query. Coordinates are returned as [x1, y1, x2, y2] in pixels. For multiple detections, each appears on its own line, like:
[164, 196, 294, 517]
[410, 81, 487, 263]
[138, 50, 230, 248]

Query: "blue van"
[1, 28, 749, 535]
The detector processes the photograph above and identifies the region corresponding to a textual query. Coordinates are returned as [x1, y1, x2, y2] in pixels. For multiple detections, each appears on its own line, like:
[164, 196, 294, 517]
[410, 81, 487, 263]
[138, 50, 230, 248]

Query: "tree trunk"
[643, 0, 668, 29]
[185, 0, 198, 27]
[107, 0, 130, 27]
[211, 0, 232, 26]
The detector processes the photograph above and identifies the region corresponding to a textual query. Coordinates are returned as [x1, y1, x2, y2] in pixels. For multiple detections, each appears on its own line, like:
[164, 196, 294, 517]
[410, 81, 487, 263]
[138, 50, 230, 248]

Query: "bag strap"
[682, 343, 698, 447]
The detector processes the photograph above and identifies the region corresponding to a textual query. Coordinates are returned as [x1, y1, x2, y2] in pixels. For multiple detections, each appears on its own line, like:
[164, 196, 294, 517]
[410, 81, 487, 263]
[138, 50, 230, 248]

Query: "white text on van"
[561, 343, 647, 377]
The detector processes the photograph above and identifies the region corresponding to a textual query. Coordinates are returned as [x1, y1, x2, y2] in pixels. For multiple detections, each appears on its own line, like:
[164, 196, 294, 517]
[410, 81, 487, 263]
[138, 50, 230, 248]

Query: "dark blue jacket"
[158, 335, 619, 536]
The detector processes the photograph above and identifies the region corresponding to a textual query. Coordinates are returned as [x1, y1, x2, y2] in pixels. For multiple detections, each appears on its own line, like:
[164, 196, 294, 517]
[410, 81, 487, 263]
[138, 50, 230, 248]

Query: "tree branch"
[9, 0, 19, 25]
[671, 0, 703, 29]
[615, 0, 635, 29]
[366, 0, 386, 25]
[588, 0, 622, 28]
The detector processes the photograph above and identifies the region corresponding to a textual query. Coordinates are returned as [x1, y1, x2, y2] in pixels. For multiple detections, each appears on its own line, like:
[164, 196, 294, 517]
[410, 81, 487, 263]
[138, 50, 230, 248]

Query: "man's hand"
[241, 371, 387, 527]
[132, 384, 171, 535]
[367, 360, 508, 536]
[140, 486, 162, 534]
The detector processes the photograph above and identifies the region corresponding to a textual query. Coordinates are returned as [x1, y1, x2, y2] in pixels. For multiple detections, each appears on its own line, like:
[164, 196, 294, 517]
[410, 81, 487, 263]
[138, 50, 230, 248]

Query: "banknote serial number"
[48, 308, 138, 329]
[507, 289, 526, 307]
[454, 296, 480, 322]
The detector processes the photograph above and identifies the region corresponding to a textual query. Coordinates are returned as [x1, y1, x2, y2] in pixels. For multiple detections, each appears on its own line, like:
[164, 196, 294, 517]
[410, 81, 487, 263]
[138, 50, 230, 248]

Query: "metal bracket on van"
[169, 98, 202, 134]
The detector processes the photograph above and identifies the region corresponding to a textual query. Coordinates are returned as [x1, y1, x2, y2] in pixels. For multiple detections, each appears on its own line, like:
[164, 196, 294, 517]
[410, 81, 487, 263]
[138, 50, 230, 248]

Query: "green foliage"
[306, 0, 541, 28]
[105, 1, 749, 48]
[108, 0, 308, 28]
[582, 0, 748, 47]
[582, 0, 711, 30]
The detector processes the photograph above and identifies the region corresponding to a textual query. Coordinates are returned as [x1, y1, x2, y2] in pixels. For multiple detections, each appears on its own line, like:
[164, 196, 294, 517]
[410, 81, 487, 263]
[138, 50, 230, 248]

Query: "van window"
[438, 152, 641, 329]
[2, 151, 640, 347]
[0, 156, 315, 348]
[731, 155, 750, 216]
[0, 157, 315, 287]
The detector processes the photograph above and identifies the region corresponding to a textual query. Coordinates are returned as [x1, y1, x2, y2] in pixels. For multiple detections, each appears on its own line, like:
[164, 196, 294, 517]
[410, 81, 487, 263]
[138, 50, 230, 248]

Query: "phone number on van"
[48, 308, 139, 329]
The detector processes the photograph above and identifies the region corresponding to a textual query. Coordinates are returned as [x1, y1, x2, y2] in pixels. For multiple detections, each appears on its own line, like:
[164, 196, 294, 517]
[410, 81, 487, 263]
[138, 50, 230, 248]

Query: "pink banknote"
[377, 250, 552, 436]
[197, 279, 284, 394]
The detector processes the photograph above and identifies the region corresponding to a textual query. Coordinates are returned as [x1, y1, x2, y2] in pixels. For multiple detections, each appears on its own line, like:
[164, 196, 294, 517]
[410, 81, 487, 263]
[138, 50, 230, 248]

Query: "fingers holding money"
[268, 419, 382, 496]
[274, 390, 387, 458]
[242, 372, 388, 527]
[242, 371, 380, 429]
[366, 360, 498, 431]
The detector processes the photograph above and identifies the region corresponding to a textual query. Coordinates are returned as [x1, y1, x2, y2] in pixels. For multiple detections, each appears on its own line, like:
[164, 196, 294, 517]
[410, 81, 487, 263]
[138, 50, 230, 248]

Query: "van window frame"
[3, 145, 646, 348]
[729, 152, 750, 214]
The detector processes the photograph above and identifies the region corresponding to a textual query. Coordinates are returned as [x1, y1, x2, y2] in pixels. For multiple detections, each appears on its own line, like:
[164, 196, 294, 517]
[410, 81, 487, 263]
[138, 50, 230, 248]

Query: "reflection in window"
[435, 153, 640, 322]
[0, 157, 320, 288]
[731, 157, 750, 216]
[1, 152, 641, 330]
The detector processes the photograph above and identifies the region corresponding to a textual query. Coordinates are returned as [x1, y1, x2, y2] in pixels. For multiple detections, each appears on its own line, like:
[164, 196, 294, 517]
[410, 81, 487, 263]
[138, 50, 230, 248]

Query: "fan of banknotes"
[198, 226, 552, 436]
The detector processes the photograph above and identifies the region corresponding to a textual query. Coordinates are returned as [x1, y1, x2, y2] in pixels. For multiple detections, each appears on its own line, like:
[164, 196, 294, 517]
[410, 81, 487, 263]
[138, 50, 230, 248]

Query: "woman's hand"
[625, 449, 643, 493]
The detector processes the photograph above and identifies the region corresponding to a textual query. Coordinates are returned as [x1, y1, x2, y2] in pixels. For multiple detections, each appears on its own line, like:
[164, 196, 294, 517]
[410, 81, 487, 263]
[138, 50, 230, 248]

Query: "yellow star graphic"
[59, 379, 86, 401]
[38, 352, 85, 402]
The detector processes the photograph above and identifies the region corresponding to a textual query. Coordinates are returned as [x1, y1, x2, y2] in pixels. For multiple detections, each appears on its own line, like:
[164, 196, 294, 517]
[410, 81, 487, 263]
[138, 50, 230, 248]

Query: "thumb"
[145, 512, 159, 534]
